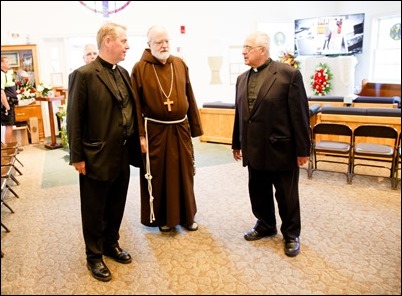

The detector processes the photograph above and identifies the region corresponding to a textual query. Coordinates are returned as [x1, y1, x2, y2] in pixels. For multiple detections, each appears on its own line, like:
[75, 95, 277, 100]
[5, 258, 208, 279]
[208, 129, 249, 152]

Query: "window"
[371, 15, 401, 83]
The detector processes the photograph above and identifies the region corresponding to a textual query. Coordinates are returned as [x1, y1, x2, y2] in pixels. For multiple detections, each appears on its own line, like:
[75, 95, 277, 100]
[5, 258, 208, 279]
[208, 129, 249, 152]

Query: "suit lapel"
[238, 73, 250, 118]
[94, 60, 121, 102]
[251, 64, 276, 114]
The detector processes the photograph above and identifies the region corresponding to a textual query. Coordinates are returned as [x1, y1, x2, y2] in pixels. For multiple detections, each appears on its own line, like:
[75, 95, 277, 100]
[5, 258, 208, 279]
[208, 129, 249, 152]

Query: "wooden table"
[35, 96, 64, 149]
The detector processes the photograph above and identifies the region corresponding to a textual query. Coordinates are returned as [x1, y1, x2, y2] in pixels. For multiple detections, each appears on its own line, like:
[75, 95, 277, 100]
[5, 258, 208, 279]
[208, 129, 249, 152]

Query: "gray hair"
[250, 31, 270, 55]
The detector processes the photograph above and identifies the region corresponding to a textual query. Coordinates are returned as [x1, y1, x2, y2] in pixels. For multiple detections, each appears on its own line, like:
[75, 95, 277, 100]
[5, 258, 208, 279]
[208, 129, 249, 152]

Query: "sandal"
[184, 222, 198, 231]
[159, 225, 172, 232]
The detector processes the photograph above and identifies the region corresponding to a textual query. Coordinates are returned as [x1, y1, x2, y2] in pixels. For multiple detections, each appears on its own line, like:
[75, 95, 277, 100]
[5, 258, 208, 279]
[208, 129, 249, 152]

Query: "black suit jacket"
[232, 60, 310, 171]
[67, 58, 141, 181]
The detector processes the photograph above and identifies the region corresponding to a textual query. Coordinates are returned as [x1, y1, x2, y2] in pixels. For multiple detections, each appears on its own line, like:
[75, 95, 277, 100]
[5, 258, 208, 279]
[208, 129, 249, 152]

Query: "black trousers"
[79, 147, 130, 263]
[1, 105, 15, 126]
[247, 165, 301, 239]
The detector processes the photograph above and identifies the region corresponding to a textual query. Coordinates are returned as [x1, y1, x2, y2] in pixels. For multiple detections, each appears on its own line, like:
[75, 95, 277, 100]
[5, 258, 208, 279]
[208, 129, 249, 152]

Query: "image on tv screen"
[294, 13, 365, 56]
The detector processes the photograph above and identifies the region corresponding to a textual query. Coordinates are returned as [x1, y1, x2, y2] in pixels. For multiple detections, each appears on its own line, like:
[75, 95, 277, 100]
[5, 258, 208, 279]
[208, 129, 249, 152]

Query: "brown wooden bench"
[357, 80, 401, 98]
[199, 102, 235, 144]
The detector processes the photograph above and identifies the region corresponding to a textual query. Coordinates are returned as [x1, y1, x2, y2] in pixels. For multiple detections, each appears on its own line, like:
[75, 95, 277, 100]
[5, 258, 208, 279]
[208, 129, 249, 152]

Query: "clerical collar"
[98, 57, 116, 69]
[252, 58, 272, 72]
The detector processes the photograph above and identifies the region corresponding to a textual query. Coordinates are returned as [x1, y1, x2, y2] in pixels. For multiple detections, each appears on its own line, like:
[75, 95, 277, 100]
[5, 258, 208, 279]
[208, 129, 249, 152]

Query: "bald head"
[147, 25, 169, 43]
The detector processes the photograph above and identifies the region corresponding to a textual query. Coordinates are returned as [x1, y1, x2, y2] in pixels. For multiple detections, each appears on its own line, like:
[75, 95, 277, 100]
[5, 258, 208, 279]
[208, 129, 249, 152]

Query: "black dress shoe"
[284, 237, 300, 257]
[244, 228, 277, 241]
[104, 246, 132, 264]
[86, 260, 112, 282]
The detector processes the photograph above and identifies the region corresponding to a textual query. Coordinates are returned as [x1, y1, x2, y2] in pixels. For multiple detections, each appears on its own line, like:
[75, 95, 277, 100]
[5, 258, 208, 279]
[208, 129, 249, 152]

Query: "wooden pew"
[357, 80, 401, 97]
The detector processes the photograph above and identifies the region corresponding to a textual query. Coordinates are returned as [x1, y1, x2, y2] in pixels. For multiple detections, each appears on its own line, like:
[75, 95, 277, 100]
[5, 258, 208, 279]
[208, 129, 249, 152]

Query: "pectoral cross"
[164, 98, 174, 112]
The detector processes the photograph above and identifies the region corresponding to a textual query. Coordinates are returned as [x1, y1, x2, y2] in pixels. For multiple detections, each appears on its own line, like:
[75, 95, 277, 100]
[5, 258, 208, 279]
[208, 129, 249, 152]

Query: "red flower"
[310, 63, 333, 96]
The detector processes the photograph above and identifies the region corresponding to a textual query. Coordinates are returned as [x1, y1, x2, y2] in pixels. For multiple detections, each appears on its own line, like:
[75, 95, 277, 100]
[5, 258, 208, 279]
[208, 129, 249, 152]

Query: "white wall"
[1, 1, 400, 106]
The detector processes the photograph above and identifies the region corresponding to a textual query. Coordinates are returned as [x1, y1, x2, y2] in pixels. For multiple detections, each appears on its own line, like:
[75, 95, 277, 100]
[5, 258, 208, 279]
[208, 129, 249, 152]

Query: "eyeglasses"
[153, 40, 170, 46]
[242, 45, 263, 53]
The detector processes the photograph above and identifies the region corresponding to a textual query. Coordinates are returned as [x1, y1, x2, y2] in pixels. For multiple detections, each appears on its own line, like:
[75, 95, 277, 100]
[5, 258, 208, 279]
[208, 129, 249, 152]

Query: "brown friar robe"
[131, 49, 203, 227]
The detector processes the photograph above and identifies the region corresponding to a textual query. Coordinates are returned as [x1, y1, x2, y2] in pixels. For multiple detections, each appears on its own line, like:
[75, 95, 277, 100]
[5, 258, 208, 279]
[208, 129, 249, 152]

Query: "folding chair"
[1, 166, 20, 199]
[1, 145, 24, 168]
[394, 132, 401, 188]
[308, 122, 353, 183]
[1, 176, 15, 214]
[1, 156, 21, 185]
[351, 124, 399, 189]
[1, 174, 14, 259]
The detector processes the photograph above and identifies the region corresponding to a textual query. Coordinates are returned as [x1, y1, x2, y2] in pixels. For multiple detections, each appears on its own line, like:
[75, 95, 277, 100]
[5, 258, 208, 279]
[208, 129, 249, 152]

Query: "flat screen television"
[294, 13, 365, 56]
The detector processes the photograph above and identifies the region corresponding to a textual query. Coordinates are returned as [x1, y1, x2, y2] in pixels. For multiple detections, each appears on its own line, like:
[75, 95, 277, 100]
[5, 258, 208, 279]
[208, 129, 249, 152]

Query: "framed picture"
[2, 52, 19, 67]
[51, 72, 63, 87]
[257, 22, 294, 60]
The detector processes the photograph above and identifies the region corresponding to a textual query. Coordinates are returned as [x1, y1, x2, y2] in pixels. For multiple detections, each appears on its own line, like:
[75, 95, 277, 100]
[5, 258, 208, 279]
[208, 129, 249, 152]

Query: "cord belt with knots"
[144, 115, 187, 223]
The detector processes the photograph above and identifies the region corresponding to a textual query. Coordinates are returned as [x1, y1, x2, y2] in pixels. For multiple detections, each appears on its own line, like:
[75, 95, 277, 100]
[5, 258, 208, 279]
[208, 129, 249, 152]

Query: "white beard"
[153, 51, 170, 61]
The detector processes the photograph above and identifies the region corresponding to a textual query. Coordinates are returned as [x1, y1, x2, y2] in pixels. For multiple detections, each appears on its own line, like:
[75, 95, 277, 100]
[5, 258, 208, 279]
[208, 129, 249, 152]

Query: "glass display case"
[1, 44, 40, 87]
[1, 44, 44, 142]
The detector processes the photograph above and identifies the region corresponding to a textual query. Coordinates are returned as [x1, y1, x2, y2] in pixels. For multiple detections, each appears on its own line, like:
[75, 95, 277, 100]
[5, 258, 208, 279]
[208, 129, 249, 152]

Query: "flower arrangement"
[36, 82, 54, 97]
[310, 63, 333, 96]
[16, 76, 36, 101]
[279, 51, 300, 69]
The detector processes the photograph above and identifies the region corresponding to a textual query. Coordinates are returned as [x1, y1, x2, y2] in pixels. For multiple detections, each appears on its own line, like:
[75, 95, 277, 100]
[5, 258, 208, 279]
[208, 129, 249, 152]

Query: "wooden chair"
[1, 156, 22, 184]
[1, 142, 24, 168]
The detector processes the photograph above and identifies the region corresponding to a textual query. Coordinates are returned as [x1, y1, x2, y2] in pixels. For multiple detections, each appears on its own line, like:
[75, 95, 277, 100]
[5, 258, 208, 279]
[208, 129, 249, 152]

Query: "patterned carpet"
[1, 139, 401, 295]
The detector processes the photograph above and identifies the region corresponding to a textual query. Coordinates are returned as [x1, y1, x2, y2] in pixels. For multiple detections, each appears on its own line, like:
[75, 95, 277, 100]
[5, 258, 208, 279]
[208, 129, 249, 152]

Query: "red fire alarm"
[180, 25, 185, 34]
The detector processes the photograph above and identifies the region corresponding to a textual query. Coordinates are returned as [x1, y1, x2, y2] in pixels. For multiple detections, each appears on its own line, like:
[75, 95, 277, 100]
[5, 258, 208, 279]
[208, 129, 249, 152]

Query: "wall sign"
[79, 1, 131, 17]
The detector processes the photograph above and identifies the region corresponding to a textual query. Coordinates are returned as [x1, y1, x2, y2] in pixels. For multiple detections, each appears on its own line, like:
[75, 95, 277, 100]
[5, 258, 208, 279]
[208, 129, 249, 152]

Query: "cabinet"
[199, 108, 235, 144]
[14, 103, 45, 142]
[1, 44, 40, 87]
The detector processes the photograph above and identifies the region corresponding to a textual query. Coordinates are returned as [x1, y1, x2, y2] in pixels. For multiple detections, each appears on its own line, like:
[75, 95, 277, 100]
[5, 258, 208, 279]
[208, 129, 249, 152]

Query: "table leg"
[44, 101, 63, 149]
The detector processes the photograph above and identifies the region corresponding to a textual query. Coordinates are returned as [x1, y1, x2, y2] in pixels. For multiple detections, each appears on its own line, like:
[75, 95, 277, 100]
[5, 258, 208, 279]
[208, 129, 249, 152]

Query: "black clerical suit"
[231, 60, 310, 240]
[68, 57, 140, 263]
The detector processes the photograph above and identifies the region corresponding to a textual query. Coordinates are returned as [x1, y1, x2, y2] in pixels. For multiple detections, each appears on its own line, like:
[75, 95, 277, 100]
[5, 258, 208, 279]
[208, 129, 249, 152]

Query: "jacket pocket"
[268, 135, 291, 144]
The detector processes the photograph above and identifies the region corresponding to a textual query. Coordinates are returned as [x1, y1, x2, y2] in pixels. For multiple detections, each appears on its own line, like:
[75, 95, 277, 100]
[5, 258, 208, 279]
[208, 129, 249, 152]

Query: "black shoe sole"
[103, 252, 132, 264]
[285, 249, 300, 257]
[244, 229, 277, 241]
[105, 256, 132, 264]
